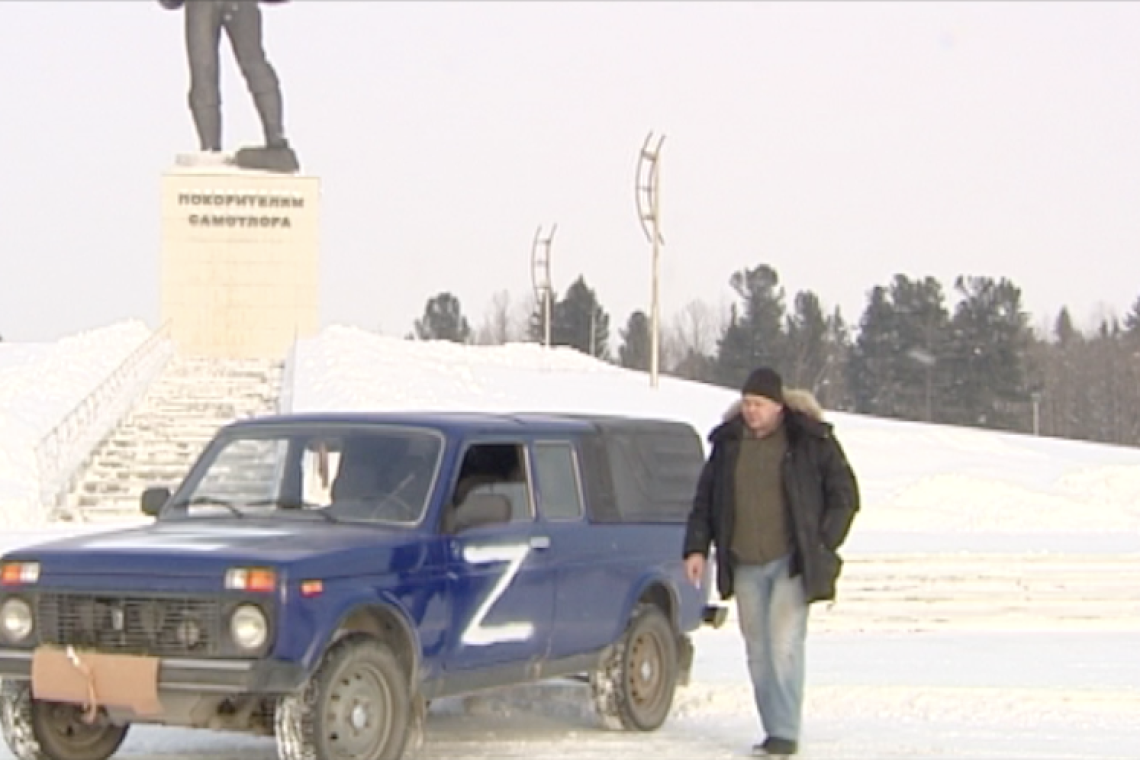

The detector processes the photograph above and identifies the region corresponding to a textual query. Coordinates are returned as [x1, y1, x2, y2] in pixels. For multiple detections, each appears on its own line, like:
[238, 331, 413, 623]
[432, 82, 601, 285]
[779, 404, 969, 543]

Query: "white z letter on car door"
[460, 543, 533, 646]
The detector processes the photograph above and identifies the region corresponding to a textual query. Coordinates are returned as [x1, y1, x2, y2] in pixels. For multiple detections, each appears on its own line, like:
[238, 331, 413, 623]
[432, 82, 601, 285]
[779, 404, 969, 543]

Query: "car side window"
[532, 441, 584, 521]
[445, 442, 531, 532]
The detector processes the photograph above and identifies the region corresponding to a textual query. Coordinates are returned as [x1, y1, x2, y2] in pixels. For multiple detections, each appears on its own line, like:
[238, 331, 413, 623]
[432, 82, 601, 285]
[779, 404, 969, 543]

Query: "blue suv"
[0, 412, 721, 760]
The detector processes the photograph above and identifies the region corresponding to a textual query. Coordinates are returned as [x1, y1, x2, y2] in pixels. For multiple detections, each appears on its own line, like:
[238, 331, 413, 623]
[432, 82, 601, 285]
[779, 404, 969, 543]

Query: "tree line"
[411, 264, 1140, 446]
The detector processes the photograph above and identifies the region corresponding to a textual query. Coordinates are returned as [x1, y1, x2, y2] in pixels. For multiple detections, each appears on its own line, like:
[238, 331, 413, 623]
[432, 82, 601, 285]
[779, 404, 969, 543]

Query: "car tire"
[589, 603, 679, 731]
[0, 681, 129, 760]
[274, 635, 411, 760]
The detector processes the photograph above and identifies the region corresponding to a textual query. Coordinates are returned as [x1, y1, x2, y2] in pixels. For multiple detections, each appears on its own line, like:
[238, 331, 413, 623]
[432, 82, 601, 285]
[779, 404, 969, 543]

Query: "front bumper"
[0, 648, 306, 695]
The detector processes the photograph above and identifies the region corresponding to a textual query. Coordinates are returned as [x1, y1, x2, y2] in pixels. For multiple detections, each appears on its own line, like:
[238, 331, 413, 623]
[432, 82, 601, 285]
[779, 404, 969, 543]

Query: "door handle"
[529, 535, 551, 550]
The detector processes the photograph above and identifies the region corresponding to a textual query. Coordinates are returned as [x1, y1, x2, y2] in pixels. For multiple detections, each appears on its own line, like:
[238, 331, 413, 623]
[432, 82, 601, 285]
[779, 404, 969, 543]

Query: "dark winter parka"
[682, 389, 860, 603]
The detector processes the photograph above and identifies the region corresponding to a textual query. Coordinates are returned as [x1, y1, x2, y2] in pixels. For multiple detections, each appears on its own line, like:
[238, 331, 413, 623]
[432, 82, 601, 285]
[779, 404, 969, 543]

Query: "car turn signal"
[225, 567, 276, 593]
[0, 562, 40, 586]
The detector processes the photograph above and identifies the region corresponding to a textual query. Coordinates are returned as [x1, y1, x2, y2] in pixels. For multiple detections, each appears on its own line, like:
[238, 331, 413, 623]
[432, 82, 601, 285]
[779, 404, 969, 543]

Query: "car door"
[530, 439, 620, 660]
[442, 440, 554, 671]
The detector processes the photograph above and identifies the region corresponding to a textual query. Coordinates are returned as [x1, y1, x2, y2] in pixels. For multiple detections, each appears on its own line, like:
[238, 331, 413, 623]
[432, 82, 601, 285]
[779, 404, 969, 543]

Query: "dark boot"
[190, 104, 222, 152]
[751, 737, 798, 757]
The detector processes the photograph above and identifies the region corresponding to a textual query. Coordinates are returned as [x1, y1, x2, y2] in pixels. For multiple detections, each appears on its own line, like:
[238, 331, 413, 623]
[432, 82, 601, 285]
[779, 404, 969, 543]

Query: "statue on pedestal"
[159, 0, 299, 173]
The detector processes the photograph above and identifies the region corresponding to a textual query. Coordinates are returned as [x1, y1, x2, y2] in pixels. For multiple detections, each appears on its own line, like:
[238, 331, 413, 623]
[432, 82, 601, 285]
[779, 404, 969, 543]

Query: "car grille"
[36, 593, 223, 657]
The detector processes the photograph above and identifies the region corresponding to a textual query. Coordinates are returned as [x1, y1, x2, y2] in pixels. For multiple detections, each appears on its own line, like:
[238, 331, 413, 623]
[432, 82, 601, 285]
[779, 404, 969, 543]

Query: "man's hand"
[684, 553, 706, 588]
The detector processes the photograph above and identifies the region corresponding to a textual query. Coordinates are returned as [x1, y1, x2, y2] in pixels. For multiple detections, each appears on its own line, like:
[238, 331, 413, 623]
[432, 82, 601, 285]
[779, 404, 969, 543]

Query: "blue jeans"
[734, 555, 809, 742]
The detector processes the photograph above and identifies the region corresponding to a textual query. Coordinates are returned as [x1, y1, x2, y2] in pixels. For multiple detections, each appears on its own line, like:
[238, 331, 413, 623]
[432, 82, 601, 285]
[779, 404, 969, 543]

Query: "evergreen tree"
[619, 310, 652, 371]
[714, 264, 787, 388]
[889, 275, 951, 422]
[715, 304, 753, 390]
[413, 292, 472, 343]
[1084, 319, 1125, 443]
[1125, 295, 1140, 337]
[1055, 307, 1079, 345]
[1037, 307, 1083, 439]
[847, 275, 952, 422]
[552, 276, 610, 358]
[943, 276, 1031, 430]
[847, 286, 900, 417]
[785, 290, 829, 395]
[1117, 297, 1140, 443]
[819, 307, 853, 410]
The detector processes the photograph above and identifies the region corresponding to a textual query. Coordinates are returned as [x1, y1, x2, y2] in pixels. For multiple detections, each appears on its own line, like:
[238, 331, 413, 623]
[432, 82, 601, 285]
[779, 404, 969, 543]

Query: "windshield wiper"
[169, 496, 245, 518]
[245, 499, 341, 523]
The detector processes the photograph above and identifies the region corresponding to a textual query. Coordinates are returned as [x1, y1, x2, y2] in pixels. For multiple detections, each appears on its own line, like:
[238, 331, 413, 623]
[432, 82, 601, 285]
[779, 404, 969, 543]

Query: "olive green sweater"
[731, 423, 791, 565]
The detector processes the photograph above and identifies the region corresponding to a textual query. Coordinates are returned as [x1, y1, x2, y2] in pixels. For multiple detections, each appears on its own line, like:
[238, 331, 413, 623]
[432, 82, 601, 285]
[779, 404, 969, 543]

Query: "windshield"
[162, 424, 443, 524]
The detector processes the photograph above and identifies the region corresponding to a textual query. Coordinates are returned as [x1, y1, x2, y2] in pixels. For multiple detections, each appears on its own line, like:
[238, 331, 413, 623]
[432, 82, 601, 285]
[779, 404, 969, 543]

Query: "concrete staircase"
[66, 355, 285, 520]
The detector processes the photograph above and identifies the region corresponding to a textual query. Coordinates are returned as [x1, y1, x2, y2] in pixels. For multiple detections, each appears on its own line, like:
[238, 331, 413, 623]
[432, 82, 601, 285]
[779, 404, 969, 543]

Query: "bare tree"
[664, 298, 726, 381]
[474, 290, 515, 345]
[668, 299, 720, 357]
[513, 291, 539, 343]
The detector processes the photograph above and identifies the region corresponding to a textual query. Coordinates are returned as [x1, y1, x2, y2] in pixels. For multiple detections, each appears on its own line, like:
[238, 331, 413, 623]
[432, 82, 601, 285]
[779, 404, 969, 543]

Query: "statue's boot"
[242, 89, 299, 172]
[191, 104, 223, 152]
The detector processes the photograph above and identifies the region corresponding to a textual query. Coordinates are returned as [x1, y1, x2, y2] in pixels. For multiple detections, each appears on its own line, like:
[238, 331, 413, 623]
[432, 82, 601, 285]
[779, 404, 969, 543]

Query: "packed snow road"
[3, 628, 1137, 760]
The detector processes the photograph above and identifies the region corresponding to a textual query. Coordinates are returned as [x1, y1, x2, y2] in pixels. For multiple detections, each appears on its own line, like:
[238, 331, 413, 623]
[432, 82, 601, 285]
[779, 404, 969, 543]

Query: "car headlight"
[0, 598, 34, 643]
[230, 604, 268, 651]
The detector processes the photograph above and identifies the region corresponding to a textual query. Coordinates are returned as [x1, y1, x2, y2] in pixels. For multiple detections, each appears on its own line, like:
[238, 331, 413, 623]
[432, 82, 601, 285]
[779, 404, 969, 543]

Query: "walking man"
[683, 367, 860, 757]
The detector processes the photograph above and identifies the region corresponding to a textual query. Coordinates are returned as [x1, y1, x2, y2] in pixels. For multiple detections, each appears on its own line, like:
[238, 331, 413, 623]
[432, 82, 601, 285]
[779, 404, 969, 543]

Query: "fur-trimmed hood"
[710, 387, 830, 444]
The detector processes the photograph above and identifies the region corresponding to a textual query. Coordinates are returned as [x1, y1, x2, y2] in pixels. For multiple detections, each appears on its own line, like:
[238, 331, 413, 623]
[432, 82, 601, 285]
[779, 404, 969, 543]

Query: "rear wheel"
[0, 681, 129, 760]
[589, 604, 679, 731]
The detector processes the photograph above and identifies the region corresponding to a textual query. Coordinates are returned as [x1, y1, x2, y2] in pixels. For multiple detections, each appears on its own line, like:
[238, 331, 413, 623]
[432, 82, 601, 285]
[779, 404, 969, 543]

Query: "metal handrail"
[33, 322, 175, 519]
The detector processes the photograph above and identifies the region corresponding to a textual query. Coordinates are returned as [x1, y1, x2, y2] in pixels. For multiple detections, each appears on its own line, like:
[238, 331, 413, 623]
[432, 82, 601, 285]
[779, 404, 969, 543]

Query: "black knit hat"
[741, 366, 784, 404]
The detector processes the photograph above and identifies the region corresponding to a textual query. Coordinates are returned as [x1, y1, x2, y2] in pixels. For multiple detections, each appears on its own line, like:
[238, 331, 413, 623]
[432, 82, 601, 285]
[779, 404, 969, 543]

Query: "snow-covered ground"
[0, 322, 1137, 759]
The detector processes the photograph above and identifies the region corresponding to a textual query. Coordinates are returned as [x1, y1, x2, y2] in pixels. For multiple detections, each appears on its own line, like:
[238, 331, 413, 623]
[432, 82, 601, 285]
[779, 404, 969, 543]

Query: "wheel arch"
[306, 599, 421, 689]
[626, 573, 680, 634]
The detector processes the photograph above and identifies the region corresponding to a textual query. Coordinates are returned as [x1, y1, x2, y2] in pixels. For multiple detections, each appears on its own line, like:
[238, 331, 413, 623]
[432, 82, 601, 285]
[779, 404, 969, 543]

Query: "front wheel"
[275, 636, 412, 760]
[0, 681, 129, 760]
[589, 604, 680, 731]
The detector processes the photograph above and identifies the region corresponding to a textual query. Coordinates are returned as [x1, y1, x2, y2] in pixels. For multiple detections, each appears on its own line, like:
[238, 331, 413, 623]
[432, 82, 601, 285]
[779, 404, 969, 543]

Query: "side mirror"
[453, 493, 511, 533]
[140, 486, 171, 517]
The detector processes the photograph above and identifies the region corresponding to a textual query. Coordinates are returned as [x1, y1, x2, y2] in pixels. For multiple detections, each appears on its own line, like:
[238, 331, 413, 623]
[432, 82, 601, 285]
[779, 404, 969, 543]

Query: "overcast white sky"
[3, 1, 1140, 342]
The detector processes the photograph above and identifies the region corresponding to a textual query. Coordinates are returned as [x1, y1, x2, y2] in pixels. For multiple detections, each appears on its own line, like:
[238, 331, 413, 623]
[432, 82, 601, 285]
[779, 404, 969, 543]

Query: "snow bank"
[0, 321, 152, 526]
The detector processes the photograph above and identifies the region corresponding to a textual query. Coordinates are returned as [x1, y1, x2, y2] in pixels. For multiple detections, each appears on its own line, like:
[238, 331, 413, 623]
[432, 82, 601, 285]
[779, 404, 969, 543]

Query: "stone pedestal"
[159, 155, 320, 359]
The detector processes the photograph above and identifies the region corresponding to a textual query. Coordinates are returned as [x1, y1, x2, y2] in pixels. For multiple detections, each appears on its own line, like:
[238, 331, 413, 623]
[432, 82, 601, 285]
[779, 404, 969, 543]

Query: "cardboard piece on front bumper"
[31, 646, 162, 716]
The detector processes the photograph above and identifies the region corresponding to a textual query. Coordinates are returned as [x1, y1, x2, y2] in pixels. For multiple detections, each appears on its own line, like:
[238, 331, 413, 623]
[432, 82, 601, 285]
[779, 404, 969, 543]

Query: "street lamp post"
[531, 224, 556, 347]
[635, 132, 665, 388]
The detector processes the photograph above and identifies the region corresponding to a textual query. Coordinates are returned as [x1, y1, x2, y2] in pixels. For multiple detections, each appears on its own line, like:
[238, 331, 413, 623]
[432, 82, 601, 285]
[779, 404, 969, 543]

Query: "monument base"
[174, 151, 236, 169]
[160, 161, 320, 360]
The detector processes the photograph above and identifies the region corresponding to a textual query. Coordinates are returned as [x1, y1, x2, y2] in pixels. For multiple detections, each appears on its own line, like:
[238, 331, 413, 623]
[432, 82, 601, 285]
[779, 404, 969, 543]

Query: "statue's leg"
[224, 1, 288, 149]
[185, 1, 224, 151]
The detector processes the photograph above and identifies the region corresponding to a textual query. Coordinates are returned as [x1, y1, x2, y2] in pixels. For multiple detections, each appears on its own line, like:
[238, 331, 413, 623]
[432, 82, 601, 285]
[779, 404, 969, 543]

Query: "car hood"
[4, 518, 427, 582]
